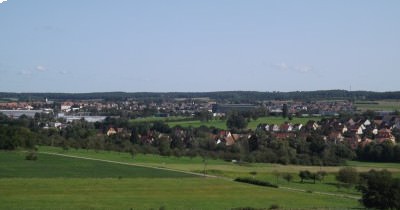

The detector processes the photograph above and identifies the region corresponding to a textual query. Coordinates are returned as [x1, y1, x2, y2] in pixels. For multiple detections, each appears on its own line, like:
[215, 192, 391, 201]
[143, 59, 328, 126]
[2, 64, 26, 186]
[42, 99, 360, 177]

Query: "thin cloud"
[59, 70, 69, 75]
[294, 65, 314, 73]
[272, 62, 290, 71]
[18, 70, 32, 76]
[0, 0, 8, 4]
[36, 65, 46, 72]
[272, 62, 314, 74]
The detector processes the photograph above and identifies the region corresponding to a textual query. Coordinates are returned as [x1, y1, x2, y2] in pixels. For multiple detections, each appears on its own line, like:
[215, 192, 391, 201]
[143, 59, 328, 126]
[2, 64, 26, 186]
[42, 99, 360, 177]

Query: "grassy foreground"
[0, 148, 373, 209]
[0, 151, 194, 178]
[0, 178, 358, 210]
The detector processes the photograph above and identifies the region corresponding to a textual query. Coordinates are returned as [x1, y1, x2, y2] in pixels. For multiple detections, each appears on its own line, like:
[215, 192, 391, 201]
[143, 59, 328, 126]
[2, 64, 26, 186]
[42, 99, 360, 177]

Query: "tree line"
[3, 90, 400, 102]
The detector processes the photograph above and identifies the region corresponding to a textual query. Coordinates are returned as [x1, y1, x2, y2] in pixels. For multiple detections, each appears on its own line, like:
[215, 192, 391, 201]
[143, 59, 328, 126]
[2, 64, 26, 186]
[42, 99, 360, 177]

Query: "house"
[359, 138, 373, 148]
[347, 118, 356, 127]
[328, 131, 344, 143]
[350, 124, 364, 135]
[344, 135, 362, 149]
[271, 124, 280, 132]
[375, 129, 396, 144]
[336, 123, 348, 134]
[305, 121, 319, 131]
[61, 102, 74, 112]
[279, 123, 293, 132]
[373, 116, 384, 126]
[274, 132, 296, 140]
[106, 127, 117, 136]
[362, 119, 371, 126]
[293, 124, 303, 131]
[224, 132, 237, 146]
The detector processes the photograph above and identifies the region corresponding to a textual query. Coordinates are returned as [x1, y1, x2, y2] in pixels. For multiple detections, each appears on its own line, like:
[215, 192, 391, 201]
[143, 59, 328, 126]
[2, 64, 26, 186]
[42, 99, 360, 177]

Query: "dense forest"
[2, 90, 400, 102]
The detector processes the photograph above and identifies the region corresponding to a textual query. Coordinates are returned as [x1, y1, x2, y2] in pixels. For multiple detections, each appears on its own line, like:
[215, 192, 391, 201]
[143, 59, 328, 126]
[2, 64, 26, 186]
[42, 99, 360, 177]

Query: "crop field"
[355, 100, 400, 111]
[0, 148, 367, 209]
[167, 116, 321, 130]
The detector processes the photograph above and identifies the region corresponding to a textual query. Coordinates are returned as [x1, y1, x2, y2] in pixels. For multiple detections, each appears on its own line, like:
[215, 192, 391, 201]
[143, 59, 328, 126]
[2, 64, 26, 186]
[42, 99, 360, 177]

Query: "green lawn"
[0, 151, 194, 178]
[167, 116, 321, 130]
[0, 178, 359, 210]
[129, 116, 189, 123]
[34, 147, 400, 198]
[0, 148, 363, 209]
[355, 100, 400, 111]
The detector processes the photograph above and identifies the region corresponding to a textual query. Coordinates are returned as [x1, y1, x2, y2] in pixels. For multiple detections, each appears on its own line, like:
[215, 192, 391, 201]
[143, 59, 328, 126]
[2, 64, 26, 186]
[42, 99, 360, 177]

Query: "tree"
[282, 104, 288, 119]
[358, 170, 400, 210]
[336, 167, 359, 189]
[316, 171, 327, 182]
[282, 173, 293, 183]
[299, 170, 312, 183]
[226, 111, 248, 130]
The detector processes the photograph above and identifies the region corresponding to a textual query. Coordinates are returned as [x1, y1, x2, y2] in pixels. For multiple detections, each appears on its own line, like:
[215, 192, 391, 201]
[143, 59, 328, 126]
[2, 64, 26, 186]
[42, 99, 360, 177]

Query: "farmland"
[129, 115, 321, 130]
[0, 148, 369, 209]
[36, 147, 400, 197]
[0, 151, 194, 178]
[166, 116, 321, 130]
[355, 100, 400, 111]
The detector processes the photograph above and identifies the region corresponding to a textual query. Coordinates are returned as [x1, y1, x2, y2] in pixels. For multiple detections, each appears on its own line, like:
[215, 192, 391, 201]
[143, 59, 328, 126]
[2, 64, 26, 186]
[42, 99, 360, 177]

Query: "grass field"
[0, 148, 366, 209]
[130, 116, 189, 123]
[355, 100, 400, 111]
[0, 178, 359, 210]
[167, 116, 321, 130]
[36, 147, 400, 197]
[0, 151, 194, 178]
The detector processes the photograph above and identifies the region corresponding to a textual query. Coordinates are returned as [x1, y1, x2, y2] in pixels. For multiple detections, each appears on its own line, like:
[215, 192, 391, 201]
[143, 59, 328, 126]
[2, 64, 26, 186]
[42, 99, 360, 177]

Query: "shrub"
[269, 204, 280, 209]
[234, 177, 278, 188]
[25, 151, 37, 161]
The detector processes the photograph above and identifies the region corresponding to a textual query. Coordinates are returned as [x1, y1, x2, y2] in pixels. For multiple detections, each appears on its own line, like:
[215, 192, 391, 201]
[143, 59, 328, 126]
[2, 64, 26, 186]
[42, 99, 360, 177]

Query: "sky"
[0, 0, 399, 93]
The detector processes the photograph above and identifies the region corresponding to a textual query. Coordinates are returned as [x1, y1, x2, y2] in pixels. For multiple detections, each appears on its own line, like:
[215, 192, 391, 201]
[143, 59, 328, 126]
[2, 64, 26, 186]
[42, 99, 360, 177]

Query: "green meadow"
[167, 116, 321, 130]
[355, 100, 400, 111]
[0, 178, 358, 210]
[6, 147, 398, 209]
[35, 147, 400, 198]
[0, 151, 193, 178]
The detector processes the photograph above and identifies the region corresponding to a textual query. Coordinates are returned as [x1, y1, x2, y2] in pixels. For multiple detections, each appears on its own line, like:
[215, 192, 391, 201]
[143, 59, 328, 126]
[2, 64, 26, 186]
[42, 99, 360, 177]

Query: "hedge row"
[234, 177, 278, 188]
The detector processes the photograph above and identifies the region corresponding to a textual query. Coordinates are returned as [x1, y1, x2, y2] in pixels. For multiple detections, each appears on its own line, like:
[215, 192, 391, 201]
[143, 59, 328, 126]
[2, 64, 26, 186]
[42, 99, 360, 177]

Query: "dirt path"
[40, 151, 360, 200]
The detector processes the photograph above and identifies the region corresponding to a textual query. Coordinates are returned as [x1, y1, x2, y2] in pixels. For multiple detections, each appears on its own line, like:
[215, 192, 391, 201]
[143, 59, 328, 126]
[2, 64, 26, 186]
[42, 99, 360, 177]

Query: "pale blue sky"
[0, 0, 399, 93]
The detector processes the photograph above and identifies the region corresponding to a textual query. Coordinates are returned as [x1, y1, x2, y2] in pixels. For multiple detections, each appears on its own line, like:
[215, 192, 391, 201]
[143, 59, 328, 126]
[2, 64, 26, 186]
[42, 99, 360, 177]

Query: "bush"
[25, 151, 37, 161]
[234, 177, 278, 188]
[336, 167, 359, 188]
[269, 204, 280, 210]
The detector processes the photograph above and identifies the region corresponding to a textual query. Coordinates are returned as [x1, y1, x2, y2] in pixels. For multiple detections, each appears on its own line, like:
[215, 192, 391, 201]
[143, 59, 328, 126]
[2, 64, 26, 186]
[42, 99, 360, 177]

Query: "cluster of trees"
[3, 90, 400, 102]
[356, 141, 400, 162]
[3, 111, 400, 167]
[0, 112, 356, 166]
[298, 170, 327, 183]
[358, 169, 400, 210]
[334, 167, 400, 210]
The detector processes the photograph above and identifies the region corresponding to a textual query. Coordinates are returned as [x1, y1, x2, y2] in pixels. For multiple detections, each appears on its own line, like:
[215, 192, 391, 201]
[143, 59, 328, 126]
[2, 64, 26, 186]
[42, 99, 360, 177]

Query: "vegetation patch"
[0, 151, 195, 178]
[234, 177, 278, 188]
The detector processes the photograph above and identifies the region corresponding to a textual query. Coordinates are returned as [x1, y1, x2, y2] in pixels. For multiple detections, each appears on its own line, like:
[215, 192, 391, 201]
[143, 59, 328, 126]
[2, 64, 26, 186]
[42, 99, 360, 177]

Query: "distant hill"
[1, 90, 400, 102]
